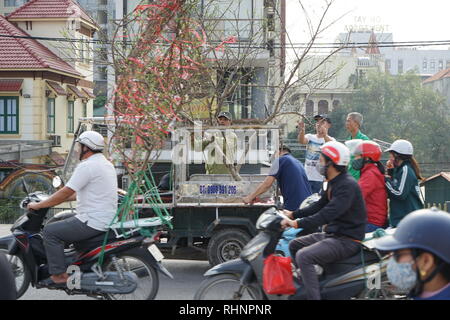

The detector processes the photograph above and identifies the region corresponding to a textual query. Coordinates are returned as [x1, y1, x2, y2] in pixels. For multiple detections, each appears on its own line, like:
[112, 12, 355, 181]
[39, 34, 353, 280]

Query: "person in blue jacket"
[243, 145, 312, 212]
[374, 208, 450, 300]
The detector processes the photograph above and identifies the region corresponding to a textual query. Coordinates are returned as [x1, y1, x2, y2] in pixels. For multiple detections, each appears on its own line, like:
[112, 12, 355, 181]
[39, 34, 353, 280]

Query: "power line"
[2, 33, 450, 50]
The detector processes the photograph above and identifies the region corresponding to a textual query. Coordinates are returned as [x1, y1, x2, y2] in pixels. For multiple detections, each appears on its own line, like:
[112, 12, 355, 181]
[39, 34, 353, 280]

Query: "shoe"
[38, 277, 67, 288]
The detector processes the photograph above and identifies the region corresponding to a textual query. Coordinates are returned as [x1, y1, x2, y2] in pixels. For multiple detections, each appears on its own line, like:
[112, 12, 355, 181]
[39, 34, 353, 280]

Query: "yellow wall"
[0, 77, 94, 161]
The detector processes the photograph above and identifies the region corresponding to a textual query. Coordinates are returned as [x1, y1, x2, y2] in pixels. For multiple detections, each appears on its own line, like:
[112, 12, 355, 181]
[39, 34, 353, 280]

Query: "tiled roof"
[421, 172, 450, 184]
[6, 0, 97, 27]
[82, 88, 95, 99]
[46, 80, 67, 95]
[0, 16, 81, 77]
[423, 68, 450, 84]
[0, 79, 23, 91]
[67, 84, 85, 98]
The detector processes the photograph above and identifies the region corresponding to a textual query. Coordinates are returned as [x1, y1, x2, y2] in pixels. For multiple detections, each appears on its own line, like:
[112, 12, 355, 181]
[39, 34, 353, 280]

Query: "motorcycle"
[194, 207, 400, 300]
[0, 180, 173, 300]
[275, 193, 321, 257]
[0, 251, 16, 300]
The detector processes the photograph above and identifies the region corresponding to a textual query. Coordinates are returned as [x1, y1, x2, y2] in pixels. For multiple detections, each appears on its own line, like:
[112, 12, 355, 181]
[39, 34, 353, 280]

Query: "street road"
[0, 224, 211, 300]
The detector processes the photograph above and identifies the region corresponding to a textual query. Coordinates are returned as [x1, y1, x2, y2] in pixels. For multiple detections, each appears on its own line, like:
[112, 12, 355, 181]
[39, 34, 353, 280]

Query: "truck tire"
[207, 228, 251, 266]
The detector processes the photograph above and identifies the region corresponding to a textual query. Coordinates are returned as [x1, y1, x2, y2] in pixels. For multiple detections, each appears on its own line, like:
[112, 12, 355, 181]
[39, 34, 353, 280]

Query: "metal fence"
[0, 207, 74, 225]
[425, 202, 450, 213]
[283, 139, 450, 179]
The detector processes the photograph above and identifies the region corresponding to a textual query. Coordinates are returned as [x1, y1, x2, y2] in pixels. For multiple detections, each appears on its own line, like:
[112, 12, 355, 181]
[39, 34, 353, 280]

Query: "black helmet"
[374, 208, 450, 263]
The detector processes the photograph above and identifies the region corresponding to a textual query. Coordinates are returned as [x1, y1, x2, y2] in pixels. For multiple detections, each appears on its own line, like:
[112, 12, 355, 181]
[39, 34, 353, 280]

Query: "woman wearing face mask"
[385, 140, 424, 227]
[346, 140, 388, 233]
[374, 208, 450, 300]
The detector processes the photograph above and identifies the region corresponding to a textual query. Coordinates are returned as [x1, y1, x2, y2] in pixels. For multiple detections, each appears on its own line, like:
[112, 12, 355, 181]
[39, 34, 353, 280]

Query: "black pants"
[42, 217, 104, 275]
[288, 232, 360, 300]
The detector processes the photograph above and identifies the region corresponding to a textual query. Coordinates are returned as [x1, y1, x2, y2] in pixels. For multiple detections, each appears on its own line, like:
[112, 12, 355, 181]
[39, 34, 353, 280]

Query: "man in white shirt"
[28, 131, 118, 285]
[297, 114, 335, 194]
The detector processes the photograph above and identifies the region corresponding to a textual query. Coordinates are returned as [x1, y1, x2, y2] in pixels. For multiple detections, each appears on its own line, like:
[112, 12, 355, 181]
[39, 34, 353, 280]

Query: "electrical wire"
[2, 33, 450, 50]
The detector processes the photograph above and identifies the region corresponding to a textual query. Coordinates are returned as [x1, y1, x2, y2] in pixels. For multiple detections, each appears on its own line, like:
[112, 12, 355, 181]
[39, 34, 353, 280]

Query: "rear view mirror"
[52, 176, 62, 188]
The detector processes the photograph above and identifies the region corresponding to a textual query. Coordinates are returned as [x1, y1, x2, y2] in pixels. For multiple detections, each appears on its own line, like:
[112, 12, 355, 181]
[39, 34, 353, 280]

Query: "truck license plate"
[148, 244, 164, 262]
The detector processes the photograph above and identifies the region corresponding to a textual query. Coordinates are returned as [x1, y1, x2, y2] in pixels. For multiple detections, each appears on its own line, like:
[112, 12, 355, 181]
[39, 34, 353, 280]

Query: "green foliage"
[0, 199, 21, 223]
[94, 95, 107, 109]
[329, 71, 450, 163]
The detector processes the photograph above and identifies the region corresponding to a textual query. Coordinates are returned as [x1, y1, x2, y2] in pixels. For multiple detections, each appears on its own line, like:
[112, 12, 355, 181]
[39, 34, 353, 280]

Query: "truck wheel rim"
[220, 240, 243, 261]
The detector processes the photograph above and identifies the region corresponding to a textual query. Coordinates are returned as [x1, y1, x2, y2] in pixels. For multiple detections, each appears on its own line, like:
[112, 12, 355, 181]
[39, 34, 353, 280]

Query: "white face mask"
[315, 161, 327, 177]
[386, 257, 418, 291]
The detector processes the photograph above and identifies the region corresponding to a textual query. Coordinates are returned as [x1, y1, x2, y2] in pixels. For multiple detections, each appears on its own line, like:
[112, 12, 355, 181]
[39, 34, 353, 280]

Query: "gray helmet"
[374, 208, 450, 263]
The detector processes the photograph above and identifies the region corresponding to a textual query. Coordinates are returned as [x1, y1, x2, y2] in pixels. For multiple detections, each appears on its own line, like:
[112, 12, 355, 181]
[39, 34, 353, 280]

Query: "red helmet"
[352, 141, 382, 162]
[320, 141, 350, 166]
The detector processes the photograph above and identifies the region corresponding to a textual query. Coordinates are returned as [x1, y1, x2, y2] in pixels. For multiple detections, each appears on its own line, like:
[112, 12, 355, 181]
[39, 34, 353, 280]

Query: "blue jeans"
[365, 223, 385, 233]
[308, 181, 323, 194]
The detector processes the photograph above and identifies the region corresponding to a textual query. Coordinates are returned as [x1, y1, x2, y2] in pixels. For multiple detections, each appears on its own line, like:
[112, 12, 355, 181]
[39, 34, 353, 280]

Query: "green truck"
[62, 119, 279, 266]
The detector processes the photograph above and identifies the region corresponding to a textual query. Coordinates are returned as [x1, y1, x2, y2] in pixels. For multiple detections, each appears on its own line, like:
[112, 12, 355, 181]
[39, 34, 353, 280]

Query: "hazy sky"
[286, 0, 450, 46]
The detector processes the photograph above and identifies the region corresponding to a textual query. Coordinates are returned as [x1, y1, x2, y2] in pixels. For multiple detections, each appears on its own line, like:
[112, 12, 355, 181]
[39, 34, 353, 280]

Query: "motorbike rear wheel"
[194, 274, 263, 300]
[103, 249, 159, 300]
[0, 249, 30, 299]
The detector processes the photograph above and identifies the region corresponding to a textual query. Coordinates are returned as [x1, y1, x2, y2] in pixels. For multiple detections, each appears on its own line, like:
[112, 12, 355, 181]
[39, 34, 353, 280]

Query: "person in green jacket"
[194, 111, 238, 174]
[345, 112, 370, 180]
[385, 139, 424, 227]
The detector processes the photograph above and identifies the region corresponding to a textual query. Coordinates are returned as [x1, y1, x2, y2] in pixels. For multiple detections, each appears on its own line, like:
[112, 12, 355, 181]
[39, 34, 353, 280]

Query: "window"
[0, 97, 19, 134]
[25, 21, 32, 30]
[305, 100, 314, 116]
[99, 67, 108, 80]
[220, 68, 253, 119]
[318, 100, 329, 114]
[67, 101, 74, 133]
[47, 98, 55, 133]
[80, 38, 84, 62]
[430, 59, 436, 71]
[82, 102, 87, 118]
[423, 58, 427, 71]
[439, 60, 444, 71]
[385, 59, 391, 71]
[98, 10, 107, 25]
[332, 100, 340, 110]
[446, 60, 450, 69]
[398, 59, 404, 74]
[4, 0, 17, 7]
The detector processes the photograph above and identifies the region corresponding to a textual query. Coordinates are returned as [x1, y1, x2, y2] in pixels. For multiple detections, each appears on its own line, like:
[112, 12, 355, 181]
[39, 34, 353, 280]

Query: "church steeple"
[366, 30, 381, 55]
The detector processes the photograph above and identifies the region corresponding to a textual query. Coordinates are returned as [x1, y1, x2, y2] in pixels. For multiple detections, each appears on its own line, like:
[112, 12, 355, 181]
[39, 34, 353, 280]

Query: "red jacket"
[358, 163, 388, 227]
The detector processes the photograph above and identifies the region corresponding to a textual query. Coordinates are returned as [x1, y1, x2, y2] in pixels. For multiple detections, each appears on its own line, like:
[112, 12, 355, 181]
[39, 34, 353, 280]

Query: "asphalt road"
[0, 224, 212, 300]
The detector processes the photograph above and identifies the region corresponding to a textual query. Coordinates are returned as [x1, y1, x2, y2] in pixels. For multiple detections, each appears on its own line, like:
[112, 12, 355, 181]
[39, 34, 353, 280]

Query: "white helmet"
[76, 130, 105, 151]
[320, 141, 350, 166]
[386, 139, 413, 156]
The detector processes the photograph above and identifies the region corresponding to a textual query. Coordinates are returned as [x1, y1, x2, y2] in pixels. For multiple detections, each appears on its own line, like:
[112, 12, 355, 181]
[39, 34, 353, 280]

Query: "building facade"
[0, 0, 29, 16]
[337, 31, 450, 78]
[0, 0, 98, 161]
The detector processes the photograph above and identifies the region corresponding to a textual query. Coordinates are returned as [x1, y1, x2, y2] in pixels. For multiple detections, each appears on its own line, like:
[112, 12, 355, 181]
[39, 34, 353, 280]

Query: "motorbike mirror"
[21, 177, 31, 194]
[52, 176, 62, 188]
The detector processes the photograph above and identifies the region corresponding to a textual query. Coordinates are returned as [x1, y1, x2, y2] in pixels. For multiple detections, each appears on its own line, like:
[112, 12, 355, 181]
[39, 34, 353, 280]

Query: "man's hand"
[281, 218, 297, 229]
[242, 195, 255, 205]
[27, 202, 41, 211]
[297, 120, 305, 131]
[283, 210, 294, 219]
